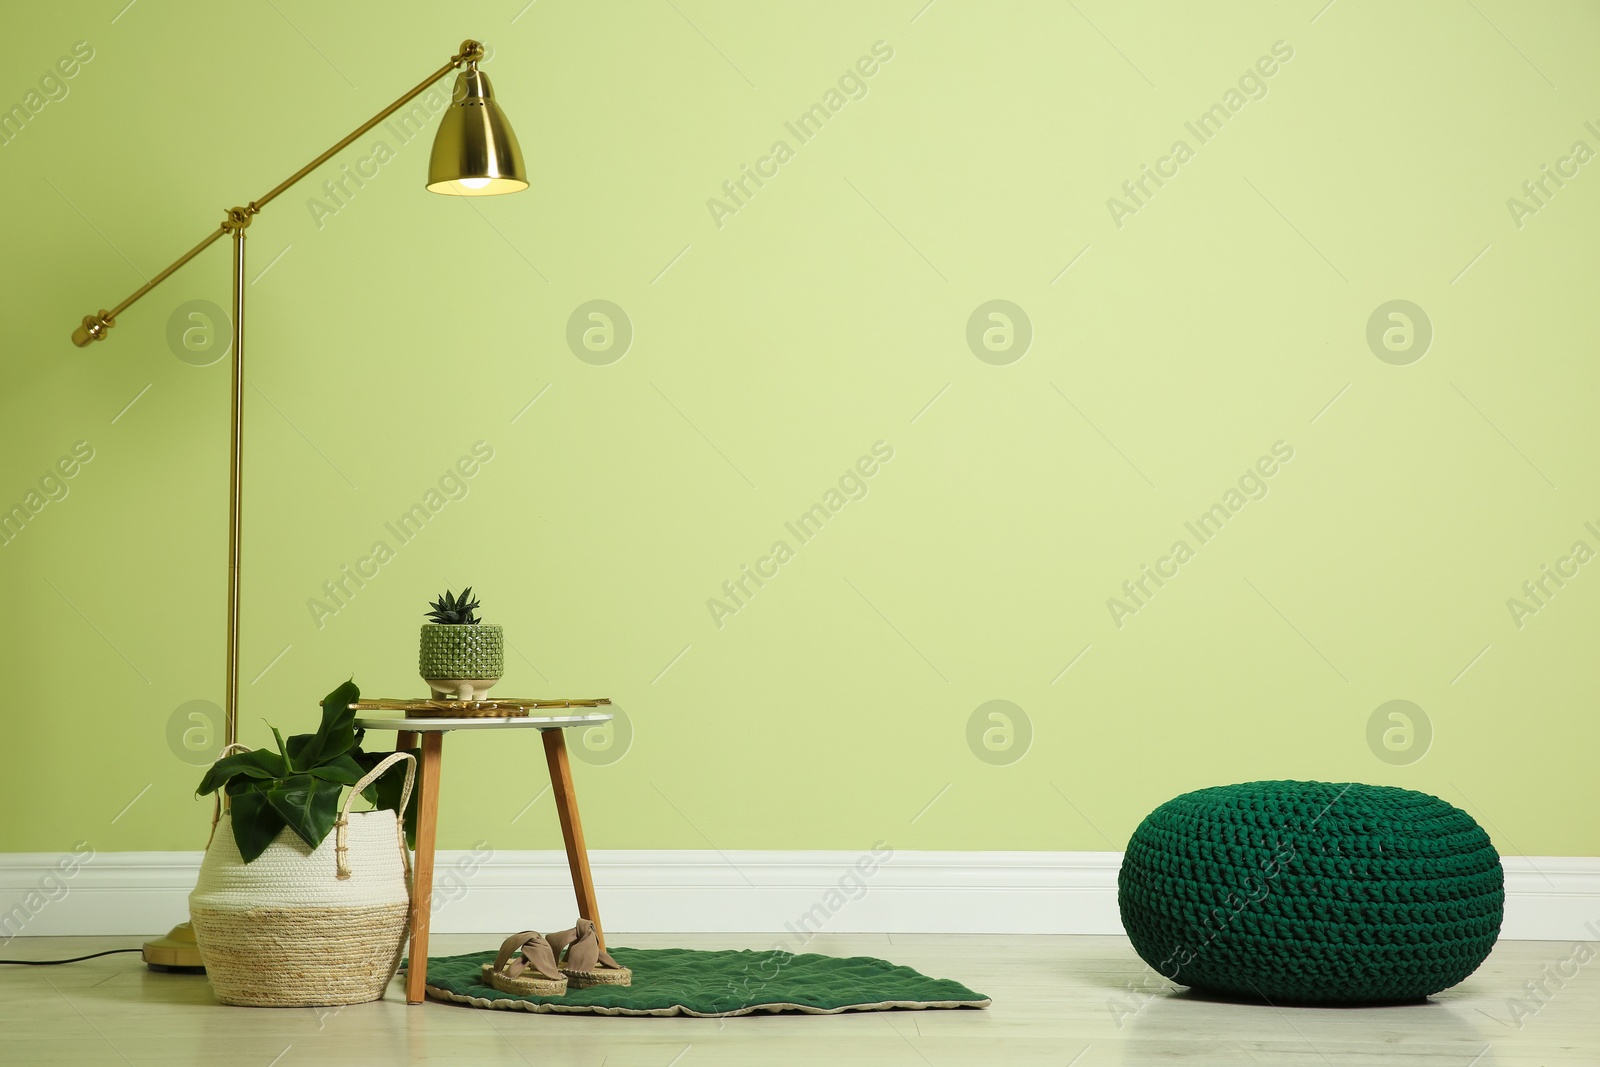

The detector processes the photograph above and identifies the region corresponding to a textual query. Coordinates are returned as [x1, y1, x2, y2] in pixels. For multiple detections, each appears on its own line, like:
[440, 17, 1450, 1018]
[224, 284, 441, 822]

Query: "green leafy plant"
[197, 680, 418, 863]
[425, 587, 482, 625]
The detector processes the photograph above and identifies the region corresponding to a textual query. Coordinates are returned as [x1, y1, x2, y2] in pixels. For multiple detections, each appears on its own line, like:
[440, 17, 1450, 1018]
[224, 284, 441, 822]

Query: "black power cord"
[0, 948, 145, 965]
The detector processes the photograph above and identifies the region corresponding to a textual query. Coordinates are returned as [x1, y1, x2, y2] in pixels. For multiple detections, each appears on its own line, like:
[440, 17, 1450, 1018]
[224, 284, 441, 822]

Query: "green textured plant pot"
[419, 623, 503, 699]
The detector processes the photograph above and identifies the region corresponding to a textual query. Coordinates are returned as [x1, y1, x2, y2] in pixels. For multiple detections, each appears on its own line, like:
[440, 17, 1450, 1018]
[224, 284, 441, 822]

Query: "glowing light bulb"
[457, 177, 492, 190]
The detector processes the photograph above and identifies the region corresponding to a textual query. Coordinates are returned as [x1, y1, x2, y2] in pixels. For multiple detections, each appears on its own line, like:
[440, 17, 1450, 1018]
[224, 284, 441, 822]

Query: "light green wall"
[2, 2, 1595, 859]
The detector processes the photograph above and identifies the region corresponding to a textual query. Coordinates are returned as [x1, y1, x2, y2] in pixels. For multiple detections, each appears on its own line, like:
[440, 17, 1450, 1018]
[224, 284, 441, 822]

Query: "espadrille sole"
[482, 963, 568, 997]
[562, 966, 632, 988]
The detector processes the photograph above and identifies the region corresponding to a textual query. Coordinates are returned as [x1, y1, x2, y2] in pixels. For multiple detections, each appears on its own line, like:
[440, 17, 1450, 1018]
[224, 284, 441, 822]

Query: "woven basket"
[190, 751, 416, 1007]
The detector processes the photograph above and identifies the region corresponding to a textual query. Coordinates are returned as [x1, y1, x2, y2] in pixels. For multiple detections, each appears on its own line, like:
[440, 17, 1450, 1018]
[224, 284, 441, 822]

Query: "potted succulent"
[419, 587, 504, 699]
[189, 680, 421, 1006]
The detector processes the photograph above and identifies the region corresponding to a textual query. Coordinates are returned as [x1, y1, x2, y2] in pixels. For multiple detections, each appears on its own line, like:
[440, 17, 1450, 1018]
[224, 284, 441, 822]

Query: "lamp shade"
[427, 67, 527, 195]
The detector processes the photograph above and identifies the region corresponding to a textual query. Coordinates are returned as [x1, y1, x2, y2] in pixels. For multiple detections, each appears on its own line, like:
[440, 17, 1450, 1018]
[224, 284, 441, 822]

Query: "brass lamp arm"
[71, 39, 484, 346]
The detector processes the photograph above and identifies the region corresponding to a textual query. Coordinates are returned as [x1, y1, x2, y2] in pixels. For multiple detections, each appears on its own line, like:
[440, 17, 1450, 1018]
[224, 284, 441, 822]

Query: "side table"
[353, 709, 614, 1004]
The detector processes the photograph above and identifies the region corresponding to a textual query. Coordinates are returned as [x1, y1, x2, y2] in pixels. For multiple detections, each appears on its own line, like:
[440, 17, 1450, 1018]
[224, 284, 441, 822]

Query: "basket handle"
[335, 751, 417, 880]
[203, 743, 255, 850]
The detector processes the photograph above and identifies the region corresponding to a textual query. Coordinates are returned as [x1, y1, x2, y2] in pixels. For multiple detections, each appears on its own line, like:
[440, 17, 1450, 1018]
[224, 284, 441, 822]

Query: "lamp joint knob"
[71, 310, 115, 347]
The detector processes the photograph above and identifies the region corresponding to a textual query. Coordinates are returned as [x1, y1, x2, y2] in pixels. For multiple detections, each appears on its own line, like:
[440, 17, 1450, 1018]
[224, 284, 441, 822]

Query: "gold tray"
[350, 697, 612, 720]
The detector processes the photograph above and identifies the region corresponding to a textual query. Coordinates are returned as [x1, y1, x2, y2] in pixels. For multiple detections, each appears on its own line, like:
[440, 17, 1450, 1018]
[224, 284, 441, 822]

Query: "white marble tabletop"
[354, 712, 613, 732]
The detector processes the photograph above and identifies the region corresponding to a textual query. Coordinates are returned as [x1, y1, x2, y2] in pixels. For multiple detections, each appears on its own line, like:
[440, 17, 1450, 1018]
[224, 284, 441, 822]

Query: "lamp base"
[142, 921, 205, 974]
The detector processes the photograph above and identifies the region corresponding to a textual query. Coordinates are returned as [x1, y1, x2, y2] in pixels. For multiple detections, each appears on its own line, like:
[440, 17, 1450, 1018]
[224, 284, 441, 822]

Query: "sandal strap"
[547, 925, 577, 959]
[559, 917, 622, 972]
[492, 930, 563, 981]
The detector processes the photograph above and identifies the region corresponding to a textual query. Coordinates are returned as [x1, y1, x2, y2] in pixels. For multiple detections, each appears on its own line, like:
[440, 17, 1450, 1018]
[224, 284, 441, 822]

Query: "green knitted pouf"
[1118, 781, 1503, 1004]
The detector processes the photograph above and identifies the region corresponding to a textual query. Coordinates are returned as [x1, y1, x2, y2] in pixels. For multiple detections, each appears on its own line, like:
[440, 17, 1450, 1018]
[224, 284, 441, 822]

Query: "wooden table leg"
[541, 728, 605, 950]
[405, 731, 444, 1005]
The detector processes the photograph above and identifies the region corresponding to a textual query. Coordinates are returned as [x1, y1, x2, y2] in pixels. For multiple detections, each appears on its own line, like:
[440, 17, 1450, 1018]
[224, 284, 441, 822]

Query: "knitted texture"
[419, 623, 503, 679]
[1118, 781, 1503, 1004]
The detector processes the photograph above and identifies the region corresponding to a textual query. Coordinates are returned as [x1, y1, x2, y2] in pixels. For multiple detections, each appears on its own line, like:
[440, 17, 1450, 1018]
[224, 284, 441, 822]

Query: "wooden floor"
[0, 933, 1591, 1065]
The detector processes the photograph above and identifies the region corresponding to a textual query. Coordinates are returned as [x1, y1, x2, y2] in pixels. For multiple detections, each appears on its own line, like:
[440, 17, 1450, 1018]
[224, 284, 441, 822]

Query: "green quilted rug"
[419, 947, 991, 1017]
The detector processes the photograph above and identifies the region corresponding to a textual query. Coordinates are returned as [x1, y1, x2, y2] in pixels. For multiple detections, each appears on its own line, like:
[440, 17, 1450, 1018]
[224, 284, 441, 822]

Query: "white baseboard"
[2, 850, 1595, 943]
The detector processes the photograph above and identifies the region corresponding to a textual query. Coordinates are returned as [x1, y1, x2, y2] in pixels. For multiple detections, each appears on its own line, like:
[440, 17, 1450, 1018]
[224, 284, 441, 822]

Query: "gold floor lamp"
[68, 38, 528, 971]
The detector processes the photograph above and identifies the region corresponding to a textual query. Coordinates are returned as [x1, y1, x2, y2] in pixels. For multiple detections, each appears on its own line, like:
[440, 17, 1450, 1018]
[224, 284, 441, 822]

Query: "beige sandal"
[481, 930, 569, 996]
[548, 918, 632, 987]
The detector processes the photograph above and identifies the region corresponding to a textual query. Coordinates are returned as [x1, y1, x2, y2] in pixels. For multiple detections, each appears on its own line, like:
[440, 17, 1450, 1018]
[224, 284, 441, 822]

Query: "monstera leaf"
[263, 774, 345, 850]
[306, 752, 366, 787]
[197, 679, 413, 863]
[284, 680, 362, 771]
[197, 748, 288, 797]
[227, 785, 287, 863]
